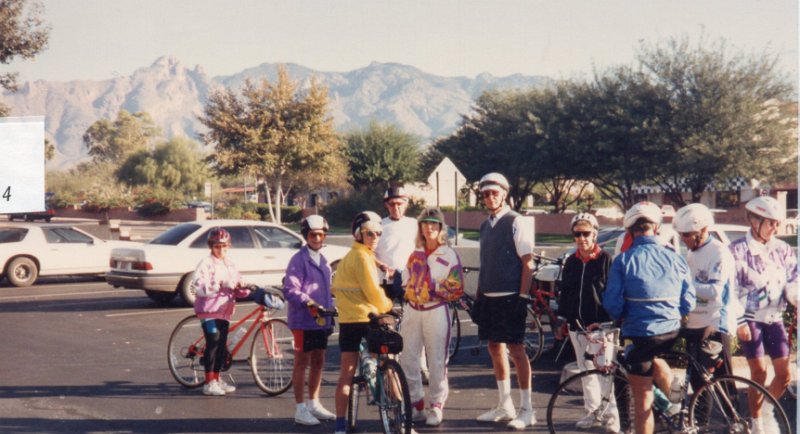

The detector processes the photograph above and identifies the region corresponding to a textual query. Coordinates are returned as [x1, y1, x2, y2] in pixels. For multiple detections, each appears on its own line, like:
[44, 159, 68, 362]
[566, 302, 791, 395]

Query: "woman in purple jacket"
[283, 215, 336, 426]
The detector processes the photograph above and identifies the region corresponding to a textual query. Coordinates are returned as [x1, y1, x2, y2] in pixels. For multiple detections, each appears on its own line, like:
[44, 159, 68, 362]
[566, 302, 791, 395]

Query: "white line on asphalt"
[0, 289, 126, 301]
[106, 309, 193, 317]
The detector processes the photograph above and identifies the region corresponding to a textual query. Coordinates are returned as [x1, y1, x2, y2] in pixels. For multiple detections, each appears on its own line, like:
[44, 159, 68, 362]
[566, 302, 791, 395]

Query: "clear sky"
[6, 0, 798, 82]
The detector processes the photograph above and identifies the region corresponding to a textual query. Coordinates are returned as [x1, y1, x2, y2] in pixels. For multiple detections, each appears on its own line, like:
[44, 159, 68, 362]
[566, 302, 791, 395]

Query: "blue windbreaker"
[603, 236, 696, 337]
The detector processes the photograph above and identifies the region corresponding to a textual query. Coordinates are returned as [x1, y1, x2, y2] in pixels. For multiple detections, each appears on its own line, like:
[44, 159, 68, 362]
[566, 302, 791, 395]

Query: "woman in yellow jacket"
[332, 211, 394, 434]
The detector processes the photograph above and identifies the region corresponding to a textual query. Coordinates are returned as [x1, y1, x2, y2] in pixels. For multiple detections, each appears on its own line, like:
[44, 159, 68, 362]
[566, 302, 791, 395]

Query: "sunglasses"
[679, 231, 700, 238]
[212, 243, 230, 249]
[386, 201, 406, 207]
[361, 230, 382, 238]
[573, 231, 593, 238]
[307, 232, 326, 239]
[481, 190, 501, 198]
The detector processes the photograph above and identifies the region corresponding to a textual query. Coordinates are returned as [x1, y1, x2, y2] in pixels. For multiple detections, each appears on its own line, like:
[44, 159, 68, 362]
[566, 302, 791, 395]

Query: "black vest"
[478, 211, 522, 294]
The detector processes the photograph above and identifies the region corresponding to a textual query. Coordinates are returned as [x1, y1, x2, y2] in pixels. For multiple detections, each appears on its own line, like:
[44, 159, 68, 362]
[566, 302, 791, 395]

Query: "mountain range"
[1, 56, 548, 168]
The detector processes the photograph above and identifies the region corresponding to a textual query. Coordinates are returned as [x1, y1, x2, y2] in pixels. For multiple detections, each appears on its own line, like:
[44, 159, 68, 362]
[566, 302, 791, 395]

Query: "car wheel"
[6, 257, 38, 287]
[145, 290, 177, 304]
[179, 272, 196, 307]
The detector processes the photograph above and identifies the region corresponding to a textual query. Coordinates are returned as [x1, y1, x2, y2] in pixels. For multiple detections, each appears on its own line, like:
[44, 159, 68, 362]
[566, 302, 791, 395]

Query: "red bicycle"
[523, 254, 569, 364]
[166, 287, 295, 396]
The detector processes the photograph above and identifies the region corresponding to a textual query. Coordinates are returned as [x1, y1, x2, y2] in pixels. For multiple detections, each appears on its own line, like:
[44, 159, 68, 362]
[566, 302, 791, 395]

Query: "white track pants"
[400, 304, 450, 407]
[569, 329, 619, 425]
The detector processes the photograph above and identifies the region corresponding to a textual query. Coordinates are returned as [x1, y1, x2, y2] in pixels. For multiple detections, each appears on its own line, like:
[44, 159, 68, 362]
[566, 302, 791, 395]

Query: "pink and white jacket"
[192, 255, 249, 321]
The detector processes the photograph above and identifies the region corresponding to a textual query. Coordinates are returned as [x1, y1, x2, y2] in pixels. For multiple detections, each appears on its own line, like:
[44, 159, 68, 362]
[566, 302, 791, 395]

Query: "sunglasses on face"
[307, 232, 326, 239]
[212, 243, 230, 249]
[481, 190, 501, 198]
[386, 201, 406, 207]
[679, 231, 701, 238]
[573, 231, 593, 238]
[361, 230, 382, 238]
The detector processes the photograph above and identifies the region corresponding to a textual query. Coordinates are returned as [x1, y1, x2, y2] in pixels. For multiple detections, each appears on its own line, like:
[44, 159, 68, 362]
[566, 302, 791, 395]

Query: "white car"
[0, 223, 139, 287]
[106, 220, 350, 306]
[535, 223, 749, 284]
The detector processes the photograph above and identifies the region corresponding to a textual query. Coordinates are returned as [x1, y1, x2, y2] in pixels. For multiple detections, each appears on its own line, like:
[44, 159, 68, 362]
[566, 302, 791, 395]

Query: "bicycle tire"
[250, 318, 294, 396]
[167, 314, 206, 388]
[447, 306, 461, 362]
[524, 307, 545, 363]
[377, 358, 413, 434]
[688, 374, 792, 434]
[347, 364, 364, 431]
[546, 368, 634, 434]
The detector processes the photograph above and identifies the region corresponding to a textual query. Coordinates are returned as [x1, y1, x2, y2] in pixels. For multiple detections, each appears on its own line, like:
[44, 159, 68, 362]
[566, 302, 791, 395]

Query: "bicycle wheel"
[447, 306, 461, 361]
[547, 368, 634, 434]
[167, 315, 206, 388]
[524, 307, 545, 363]
[250, 318, 294, 396]
[347, 364, 364, 432]
[377, 359, 412, 434]
[688, 374, 792, 433]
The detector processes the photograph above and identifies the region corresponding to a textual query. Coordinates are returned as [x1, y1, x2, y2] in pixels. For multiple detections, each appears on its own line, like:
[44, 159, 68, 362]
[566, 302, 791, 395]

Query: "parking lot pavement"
[1, 280, 796, 433]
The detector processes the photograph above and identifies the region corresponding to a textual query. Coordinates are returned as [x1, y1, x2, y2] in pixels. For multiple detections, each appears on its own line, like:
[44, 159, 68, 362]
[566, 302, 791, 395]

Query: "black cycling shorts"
[624, 330, 679, 376]
[338, 322, 370, 353]
[477, 294, 528, 344]
[292, 329, 330, 353]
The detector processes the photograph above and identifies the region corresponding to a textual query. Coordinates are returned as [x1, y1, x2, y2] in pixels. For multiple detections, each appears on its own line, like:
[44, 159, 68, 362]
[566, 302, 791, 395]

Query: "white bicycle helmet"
[673, 203, 714, 232]
[301, 214, 329, 238]
[571, 212, 599, 230]
[623, 201, 662, 229]
[745, 196, 785, 221]
[479, 172, 510, 192]
[351, 211, 382, 237]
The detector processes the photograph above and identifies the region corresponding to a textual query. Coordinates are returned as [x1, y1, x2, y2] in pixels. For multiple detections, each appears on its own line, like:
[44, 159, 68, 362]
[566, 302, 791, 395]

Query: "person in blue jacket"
[603, 201, 695, 434]
[283, 215, 336, 427]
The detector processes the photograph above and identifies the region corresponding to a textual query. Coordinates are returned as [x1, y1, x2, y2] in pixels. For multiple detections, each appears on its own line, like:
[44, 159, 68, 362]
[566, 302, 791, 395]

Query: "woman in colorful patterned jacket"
[399, 207, 464, 427]
[729, 195, 797, 434]
[192, 227, 253, 396]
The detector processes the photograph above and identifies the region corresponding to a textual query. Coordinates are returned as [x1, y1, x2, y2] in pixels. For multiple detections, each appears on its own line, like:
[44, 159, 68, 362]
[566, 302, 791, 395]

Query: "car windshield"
[596, 228, 623, 244]
[0, 228, 27, 243]
[149, 223, 202, 245]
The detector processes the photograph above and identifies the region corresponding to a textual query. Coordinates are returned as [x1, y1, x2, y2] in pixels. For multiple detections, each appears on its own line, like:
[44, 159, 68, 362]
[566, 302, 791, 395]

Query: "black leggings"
[201, 319, 230, 373]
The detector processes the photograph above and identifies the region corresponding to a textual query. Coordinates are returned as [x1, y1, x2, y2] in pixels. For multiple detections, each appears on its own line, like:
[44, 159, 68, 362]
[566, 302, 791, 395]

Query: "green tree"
[0, 0, 50, 116]
[344, 120, 422, 190]
[199, 65, 341, 223]
[427, 90, 543, 211]
[637, 37, 796, 204]
[116, 137, 208, 196]
[83, 110, 161, 163]
[564, 66, 674, 210]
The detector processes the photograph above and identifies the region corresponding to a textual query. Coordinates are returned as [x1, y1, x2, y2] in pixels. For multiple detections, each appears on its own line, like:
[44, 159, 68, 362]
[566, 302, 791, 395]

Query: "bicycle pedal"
[352, 375, 367, 385]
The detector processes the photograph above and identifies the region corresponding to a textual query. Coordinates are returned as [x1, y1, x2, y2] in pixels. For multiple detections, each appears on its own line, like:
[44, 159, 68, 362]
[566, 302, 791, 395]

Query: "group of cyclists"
[186, 170, 796, 434]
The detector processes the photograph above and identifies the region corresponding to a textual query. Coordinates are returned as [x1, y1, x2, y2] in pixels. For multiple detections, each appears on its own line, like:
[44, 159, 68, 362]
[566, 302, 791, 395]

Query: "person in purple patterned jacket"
[283, 215, 336, 426]
[729, 196, 797, 434]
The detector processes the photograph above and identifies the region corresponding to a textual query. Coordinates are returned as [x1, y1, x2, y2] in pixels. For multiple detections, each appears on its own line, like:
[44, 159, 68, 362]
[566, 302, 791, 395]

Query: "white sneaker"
[202, 380, 225, 396]
[412, 408, 427, 422]
[477, 403, 516, 422]
[426, 407, 443, 426]
[217, 379, 236, 393]
[293, 405, 321, 426]
[602, 416, 621, 433]
[576, 414, 601, 429]
[507, 408, 536, 430]
[307, 402, 335, 420]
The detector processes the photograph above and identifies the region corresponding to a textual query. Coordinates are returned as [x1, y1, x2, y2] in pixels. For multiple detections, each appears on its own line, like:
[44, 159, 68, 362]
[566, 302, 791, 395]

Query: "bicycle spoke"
[250, 319, 294, 396]
[689, 375, 792, 434]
